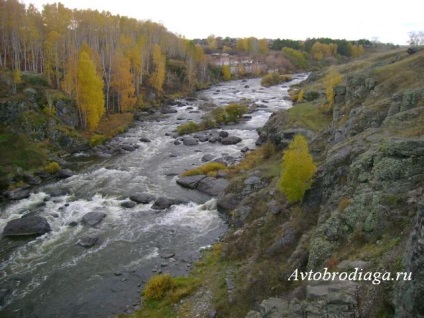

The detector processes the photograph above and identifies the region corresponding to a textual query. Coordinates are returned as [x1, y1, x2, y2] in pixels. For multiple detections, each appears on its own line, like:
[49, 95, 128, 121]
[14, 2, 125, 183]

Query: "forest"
[0, 0, 212, 130]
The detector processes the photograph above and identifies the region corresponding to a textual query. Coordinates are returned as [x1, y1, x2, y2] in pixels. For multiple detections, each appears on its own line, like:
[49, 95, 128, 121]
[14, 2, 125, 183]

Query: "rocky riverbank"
[165, 48, 424, 318]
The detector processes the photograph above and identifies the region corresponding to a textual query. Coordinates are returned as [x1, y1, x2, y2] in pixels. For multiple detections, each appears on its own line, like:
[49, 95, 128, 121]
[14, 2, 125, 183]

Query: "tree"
[149, 44, 166, 94]
[222, 65, 231, 81]
[279, 135, 317, 203]
[324, 67, 342, 110]
[408, 31, 424, 46]
[76, 51, 105, 130]
[111, 50, 136, 112]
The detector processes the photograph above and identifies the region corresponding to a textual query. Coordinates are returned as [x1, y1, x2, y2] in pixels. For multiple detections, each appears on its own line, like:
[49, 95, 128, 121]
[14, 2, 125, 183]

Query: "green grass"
[0, 129, 48, 189]
[287, 101, 331, 131]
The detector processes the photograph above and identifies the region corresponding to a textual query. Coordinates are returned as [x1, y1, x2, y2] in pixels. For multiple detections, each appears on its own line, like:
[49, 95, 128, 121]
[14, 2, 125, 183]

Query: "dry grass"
[182, 162, 228, 177]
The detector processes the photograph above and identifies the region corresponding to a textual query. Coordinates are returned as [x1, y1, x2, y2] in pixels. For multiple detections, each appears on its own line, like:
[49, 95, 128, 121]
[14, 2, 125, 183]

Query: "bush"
[182, 162, 227, 177]
[225, 103, 248, 121]
[261, 72, 292, 87]
[44, 161, 60, 173]
[176, 121, 201, 135]
[89, 134, 108, 147]
[143, 274, 175, 301]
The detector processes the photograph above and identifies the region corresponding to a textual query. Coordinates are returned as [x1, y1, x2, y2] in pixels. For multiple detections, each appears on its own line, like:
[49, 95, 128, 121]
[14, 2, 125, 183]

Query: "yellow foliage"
[77, 51, 105, 130]
[149, 44, 166, 94]
[279, 135, 317, 202]
[323, 67, 342, 110]
[143, 274, 175, 301]
[182, 162, 227, 177]
[297, 89, 305, 103]
[222, 65, 231, 81]
[44, 161, 60, 173]
[111, 50, 136, 112]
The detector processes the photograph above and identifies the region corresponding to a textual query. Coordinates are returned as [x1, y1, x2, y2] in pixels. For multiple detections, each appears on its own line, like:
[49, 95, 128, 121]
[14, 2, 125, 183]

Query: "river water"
[0, 75, 307, 317]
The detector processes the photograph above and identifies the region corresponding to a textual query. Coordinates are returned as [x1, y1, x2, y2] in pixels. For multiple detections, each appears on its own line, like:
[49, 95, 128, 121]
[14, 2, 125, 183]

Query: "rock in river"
[4, 188, 30, 200]
[77, 236, 99, 248]
[151, 197, 182, 210]
[176, 175, 206, 189]
[3, 216, 51, 237]
[81, 212, 106, 226]
[220, 136, 242, 145]
[130, 193, 156, 204]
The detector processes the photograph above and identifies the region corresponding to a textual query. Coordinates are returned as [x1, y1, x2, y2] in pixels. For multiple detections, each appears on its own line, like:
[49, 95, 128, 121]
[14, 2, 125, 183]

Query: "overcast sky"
[22, 0, 424, 45]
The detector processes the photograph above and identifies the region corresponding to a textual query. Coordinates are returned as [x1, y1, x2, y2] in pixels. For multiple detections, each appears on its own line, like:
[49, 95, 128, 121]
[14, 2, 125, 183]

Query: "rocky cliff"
[211, 48, 424, 317]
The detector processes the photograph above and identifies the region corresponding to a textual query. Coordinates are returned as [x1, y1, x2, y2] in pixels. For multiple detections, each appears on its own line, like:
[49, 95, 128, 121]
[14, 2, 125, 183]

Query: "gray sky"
[22, 0, 424, 45]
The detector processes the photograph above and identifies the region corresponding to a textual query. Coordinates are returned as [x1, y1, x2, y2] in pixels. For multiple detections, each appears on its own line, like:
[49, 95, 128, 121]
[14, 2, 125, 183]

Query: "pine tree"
[77, 51, 105, 130]
[279, 135, 317, 203]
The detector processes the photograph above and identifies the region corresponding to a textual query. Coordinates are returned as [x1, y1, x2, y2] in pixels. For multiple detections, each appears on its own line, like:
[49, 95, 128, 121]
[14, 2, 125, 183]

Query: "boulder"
[161, 108, 178, 114]
[219, 131, 229, 138]
[130, 193, 156, 204]
[220, 136, 242, 145]
[139, 137, 151, 143]
[56, 169, 74, 179]
[176, 175, 206, 189]
[197, 177, 230, 196]
[3, 216, 51, 236]
[201, 154, 215, 162]
[151, 197, 181, 210]
[4, 188, 30, 200]
[77, 236, 98, 248]
[121, 145, 135, 152]
[183, 137, 199, 146]
[217, 193, 241, 213]
[81, 212, 106, 226]
[121, 201, 136, 208]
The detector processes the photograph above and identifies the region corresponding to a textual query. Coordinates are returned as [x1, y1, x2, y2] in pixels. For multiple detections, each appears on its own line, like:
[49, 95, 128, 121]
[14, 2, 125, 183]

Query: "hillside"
[129, 48, 424, 317]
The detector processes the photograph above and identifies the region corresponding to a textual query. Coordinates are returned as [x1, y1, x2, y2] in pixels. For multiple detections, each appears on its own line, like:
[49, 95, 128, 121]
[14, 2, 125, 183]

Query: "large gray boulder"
[4, 188, 30, 200]
[81, 212, 106, 226]
[3, 216, 51, 236]
[197, 177, 230, 196]
[176, 175, 206, 189]
[220, 136, 242, 145]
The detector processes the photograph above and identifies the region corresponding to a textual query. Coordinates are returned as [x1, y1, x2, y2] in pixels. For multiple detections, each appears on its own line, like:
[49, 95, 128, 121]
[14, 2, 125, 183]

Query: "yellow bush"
[143, 274, 175, 301]
[44, 161, 60, 173]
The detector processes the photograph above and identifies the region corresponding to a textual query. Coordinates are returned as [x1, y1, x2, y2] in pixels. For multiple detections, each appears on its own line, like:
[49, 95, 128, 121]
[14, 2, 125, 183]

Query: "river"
[0, 75, 307, 317]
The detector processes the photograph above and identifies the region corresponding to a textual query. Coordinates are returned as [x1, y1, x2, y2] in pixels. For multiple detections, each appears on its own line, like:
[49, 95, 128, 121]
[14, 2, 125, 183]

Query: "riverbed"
[0, 75, 307, 317]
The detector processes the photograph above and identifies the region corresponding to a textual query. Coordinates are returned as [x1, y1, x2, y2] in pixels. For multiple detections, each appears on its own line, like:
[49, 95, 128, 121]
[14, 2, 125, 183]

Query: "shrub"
[143, 274, 175, 301]
[278, 135, 317, 203]
[44, 161, 60, 174]
[176, 121, 201, 135]
[225, 103, 248, 121]
[261, 72, 292, 87]
[89, 134, 107, 147]
[182, 162, 227, 177]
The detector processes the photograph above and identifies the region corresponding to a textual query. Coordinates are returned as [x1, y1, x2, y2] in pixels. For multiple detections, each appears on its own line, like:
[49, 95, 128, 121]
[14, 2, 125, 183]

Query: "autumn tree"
[279, 135, 317, 203]
[76, 51, 105, 130]
[323, 66, 342, 110]
[111, 50, 136, 112]
[149, 44, 166, 94]
[222, 65, 231, 81]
